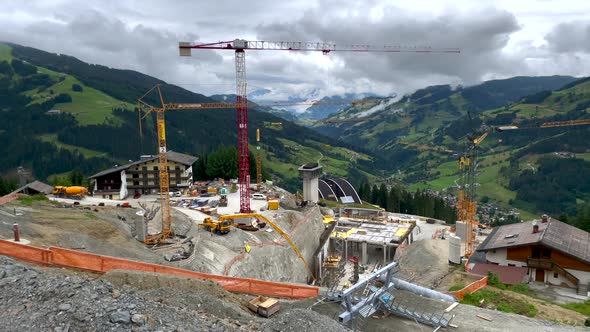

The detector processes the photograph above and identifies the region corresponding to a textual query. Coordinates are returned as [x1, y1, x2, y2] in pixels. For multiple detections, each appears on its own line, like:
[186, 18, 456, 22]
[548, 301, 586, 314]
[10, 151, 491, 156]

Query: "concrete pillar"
[361, 242, 368, 265]
[298, 164, 322, 203]
[383, 244, 387, 264]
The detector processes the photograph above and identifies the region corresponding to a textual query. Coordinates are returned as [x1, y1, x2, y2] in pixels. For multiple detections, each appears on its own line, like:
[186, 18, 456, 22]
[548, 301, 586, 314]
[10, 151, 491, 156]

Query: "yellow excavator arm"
[219, 213, 316, 282]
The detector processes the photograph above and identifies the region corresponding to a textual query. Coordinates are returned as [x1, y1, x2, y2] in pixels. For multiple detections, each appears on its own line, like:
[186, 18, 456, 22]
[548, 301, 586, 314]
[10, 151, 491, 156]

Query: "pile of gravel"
[0, 256, 352, 332]
[261, 308, 350, 332]
[0, 256, 256, 331]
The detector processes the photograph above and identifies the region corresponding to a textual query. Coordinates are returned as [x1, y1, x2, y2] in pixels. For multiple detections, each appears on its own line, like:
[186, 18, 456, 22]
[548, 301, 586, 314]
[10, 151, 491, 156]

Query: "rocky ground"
[0, 256, 349, 332]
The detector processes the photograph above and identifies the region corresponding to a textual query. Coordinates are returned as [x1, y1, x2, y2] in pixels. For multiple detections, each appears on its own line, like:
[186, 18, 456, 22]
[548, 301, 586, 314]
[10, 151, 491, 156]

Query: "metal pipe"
[13, 223, 20, 242]
[386, 276, 457, 302]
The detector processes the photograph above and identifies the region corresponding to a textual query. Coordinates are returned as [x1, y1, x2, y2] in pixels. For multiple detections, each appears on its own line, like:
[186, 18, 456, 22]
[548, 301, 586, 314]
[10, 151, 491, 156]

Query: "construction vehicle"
[199, 213, 315, 281]
[52, 186, 88, 199]
[199, 217, 232, 234]
[219, 188, 228, 207]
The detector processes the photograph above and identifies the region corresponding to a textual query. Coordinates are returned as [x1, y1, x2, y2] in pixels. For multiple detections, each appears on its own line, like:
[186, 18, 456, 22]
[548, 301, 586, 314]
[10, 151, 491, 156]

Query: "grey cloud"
[545, 20, 590, 53]
[257, 7, 522, 85]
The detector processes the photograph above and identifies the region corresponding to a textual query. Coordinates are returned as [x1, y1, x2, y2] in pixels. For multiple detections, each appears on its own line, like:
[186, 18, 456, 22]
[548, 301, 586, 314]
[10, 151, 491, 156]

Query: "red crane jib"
[182, 39, 460, 213]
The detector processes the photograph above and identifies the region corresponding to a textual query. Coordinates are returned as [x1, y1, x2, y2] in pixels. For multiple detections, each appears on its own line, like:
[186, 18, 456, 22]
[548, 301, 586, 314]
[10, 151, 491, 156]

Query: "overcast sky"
[1, 0, 590, 100]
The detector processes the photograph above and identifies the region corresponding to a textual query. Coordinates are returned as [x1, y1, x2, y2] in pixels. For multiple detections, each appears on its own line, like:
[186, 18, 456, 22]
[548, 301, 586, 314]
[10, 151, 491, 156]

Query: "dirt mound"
[396, 239, 451, 288]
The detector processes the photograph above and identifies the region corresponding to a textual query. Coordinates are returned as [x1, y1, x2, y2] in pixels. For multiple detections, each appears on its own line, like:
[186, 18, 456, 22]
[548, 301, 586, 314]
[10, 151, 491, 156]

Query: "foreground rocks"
[0, 256, 351, 332]
[0, 256, 256, 331]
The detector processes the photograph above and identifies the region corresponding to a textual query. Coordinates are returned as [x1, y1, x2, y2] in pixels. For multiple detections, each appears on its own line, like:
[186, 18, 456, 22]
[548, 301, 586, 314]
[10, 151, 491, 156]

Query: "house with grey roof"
[89, 151, 197, 200]
[476, 215, 590, 296]
[10, 180, 54, 195]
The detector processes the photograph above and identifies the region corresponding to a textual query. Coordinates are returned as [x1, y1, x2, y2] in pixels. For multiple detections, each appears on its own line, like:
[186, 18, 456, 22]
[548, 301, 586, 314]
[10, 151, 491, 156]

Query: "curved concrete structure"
[318, 179, 337, 201]
[332, 178, 361, 204]
[317, 178, 362, 204]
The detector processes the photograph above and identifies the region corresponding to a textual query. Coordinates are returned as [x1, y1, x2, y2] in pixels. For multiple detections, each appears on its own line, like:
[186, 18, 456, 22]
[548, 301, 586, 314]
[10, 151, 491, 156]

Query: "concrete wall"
[547, 269, 577, 288]
[485, 248, 527, 267]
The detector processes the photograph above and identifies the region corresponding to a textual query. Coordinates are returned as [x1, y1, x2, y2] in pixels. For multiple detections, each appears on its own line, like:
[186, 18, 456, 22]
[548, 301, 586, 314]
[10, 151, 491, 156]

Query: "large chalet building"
[476, 215, 590, 296]
[89, 151, 197, 200]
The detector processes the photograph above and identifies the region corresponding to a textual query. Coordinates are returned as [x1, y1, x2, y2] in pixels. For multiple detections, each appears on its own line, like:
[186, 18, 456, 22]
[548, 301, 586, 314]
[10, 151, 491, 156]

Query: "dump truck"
[52, 186, 88, 199]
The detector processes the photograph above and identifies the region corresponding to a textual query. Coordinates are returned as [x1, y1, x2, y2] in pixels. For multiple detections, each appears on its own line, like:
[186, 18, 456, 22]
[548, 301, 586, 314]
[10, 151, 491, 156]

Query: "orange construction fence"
[448, 275, 488, 301]
[0, 239, 319, 299]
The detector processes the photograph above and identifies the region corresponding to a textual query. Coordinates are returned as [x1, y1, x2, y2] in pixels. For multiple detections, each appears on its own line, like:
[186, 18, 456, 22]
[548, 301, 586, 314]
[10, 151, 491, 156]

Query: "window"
[554, 272, 558, 278]
[532, 248, 541, 259]
[542, 249, 552, 259]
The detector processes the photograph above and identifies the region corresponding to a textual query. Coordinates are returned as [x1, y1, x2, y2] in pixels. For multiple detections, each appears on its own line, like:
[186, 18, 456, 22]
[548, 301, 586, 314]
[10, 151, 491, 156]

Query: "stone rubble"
[0, 255, 351, 332]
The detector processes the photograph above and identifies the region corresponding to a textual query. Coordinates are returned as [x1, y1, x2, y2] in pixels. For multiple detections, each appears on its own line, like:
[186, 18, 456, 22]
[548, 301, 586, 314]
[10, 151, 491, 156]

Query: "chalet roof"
[89, 151, 197, 179]
[10, 180, 54, 195]
[478, 218, 590, 264]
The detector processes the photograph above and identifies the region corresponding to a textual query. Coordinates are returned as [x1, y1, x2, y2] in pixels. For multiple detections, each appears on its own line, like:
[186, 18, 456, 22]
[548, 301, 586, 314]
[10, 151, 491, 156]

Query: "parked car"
[252, 193, 266, 200]
[169, 191, 182, 197]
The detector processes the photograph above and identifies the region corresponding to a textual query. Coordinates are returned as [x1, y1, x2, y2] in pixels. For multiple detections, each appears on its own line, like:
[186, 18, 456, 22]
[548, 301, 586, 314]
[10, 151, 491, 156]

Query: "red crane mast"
[179, 39, 459, 213]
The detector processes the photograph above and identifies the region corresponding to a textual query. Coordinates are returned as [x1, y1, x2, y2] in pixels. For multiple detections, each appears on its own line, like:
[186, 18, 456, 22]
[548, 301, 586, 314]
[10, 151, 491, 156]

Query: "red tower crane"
[179, 39, 460, 213]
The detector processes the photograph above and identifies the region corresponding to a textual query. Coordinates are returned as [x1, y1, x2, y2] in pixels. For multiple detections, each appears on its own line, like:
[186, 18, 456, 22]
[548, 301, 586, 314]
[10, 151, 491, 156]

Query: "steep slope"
[0, 43, 380, 190]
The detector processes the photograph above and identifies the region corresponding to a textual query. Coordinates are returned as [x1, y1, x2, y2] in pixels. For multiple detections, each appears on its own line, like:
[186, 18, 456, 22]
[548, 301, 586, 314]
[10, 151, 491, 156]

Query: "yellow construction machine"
[198, 213, 316, 281]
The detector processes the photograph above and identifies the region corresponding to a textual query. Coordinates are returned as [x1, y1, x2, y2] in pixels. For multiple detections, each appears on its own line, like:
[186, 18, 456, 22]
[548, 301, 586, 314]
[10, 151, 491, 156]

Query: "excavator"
[198, 213, 316, 282]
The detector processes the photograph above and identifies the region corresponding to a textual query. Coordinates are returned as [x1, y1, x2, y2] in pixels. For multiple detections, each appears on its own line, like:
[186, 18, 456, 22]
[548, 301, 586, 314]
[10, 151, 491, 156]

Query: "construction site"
[2, 38, 590, 332]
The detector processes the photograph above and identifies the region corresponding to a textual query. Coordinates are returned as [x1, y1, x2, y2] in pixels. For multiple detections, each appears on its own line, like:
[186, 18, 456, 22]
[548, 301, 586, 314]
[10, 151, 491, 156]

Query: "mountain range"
[1, 41, 589, 219]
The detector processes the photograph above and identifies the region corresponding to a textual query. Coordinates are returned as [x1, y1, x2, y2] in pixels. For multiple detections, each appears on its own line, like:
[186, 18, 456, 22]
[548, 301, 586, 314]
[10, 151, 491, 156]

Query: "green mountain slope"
[0, 43, 380, 191]
[309, 76, 589, 218]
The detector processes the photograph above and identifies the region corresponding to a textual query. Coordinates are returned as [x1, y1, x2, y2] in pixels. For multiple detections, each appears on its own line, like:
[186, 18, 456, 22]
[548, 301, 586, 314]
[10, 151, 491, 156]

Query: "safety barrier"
[0, 239, 52, 265]
[448, 275, 488, 300]
[0, 239, 319, 299]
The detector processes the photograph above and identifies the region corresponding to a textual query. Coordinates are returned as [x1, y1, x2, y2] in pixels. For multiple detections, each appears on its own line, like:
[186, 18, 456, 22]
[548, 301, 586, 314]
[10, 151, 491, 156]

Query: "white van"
[252, 193, 266, 200]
